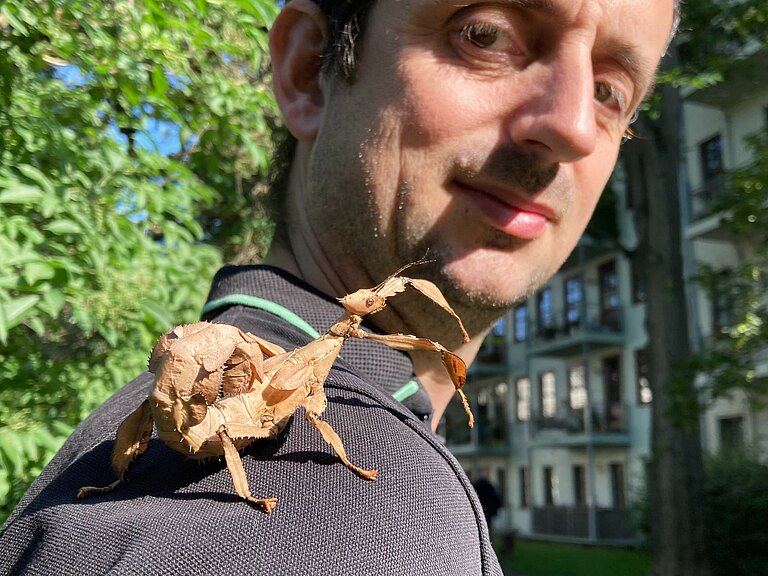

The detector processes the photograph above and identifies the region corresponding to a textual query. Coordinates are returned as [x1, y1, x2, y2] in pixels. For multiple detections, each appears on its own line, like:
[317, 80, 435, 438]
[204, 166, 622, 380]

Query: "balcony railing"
[532, 402, 628, 435]
[529, 304, 623, 345]
[475, 336, 507, 366]
[477, 419, 508, 448]
[688, 173, 728, 221]
[532, 506, 635, 540]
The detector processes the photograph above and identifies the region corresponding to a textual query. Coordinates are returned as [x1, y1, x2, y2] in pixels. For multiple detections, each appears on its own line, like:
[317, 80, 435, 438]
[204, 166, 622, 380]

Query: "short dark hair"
[310, 0, 378, 80]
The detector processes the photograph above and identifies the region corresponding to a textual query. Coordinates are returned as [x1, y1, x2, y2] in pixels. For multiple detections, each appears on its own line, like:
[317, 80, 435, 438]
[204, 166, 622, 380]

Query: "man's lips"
[454, 181, 553, 240]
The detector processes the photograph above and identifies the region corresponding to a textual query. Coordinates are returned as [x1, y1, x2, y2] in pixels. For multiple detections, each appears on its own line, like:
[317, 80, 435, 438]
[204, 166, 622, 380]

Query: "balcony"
[525, 304, 626, 357]
[532, 506, 635, 541]
[473, 334, 508, 373]
[444, 379, 510, 453]
[447, 408, 510, 455]
[688, 173, 727, 222]
[683, 46, 768, 108]
[529, 403, 631, 448]
[685, 173, 738, 242]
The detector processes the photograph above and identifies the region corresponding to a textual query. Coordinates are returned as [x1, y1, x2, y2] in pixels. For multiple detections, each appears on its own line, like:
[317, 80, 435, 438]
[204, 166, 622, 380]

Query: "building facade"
[443, 47, 768, 543]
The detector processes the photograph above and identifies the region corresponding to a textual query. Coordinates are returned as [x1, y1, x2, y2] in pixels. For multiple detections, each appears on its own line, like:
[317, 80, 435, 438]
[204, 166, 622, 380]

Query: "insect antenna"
[373, 251, 434, 292]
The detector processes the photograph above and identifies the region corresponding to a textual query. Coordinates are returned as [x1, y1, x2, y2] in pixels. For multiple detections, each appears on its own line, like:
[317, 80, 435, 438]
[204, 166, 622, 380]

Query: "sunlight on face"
[302, 0, 675, 325]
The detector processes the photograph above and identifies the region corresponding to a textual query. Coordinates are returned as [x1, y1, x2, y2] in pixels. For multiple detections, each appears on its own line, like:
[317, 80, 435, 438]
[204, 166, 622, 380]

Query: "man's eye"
[460, 23, 502, 49]
[594, 82, 626, 114]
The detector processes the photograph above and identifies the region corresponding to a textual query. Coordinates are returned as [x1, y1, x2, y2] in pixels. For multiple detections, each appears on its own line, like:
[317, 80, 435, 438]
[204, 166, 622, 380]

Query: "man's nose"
[509, 49, 597, 163]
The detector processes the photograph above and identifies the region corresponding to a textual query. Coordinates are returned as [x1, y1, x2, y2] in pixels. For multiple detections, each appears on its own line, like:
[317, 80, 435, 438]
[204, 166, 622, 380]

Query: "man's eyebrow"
[439, 0, 557, 13]
[603, 38, 658, 98]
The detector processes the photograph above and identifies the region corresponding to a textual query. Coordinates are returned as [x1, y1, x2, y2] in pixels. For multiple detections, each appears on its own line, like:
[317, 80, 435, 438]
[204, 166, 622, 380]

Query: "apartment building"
[683, 46, 768, 462]
[443, 46, 768, 543]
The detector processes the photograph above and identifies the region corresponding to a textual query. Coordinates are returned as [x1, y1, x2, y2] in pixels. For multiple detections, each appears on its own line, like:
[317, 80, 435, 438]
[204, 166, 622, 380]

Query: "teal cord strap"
[202, 294, 421, 402]
[392, 380, 420, 402]
[202, 295, 321, 339]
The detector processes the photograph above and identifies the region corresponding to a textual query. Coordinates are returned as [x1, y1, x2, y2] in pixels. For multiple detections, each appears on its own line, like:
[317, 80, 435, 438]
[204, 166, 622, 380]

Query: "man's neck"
[265, 233, 488, 429]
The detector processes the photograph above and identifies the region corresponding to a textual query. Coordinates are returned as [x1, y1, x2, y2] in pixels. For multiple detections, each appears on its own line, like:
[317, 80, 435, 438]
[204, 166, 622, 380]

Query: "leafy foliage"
[677, 0, 768, 69]
[703, 449, 768, 576]
[641, 0, 768, 119]
[625, 3, 768, 574]
[632, 448, 768, 576]
[0, 0, 279, 524]
[691, 128, 768, 406]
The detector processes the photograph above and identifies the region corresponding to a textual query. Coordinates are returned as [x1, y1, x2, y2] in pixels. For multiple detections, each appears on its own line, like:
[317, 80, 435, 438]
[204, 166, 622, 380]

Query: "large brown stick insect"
[77, 261, 474, 512]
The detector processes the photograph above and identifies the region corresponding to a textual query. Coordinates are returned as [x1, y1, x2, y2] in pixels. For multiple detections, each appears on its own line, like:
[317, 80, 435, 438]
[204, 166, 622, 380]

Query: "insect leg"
[77, 398, 154, 499]
[303, 408, 378, 481]
[351, 331, 474, 427]
[216, 424, 278, 512]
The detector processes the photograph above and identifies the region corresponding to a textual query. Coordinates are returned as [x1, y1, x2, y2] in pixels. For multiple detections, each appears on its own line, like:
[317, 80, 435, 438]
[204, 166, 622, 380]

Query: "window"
[700, 134, 723, 181]
[636, 349, 653, 404]
[699, 135, 726, 210]
[537, 287, 554, 336]
[564, 277, 583, 328]
[602, 356, 624, 431]
[609, 463, 626, 509]
[479, 318, 506, 363]
[495, 381, 508, 428]
[719, 416, 744, 451]
[519, 467, 529, 509]
[539, 371, 557, 418]
[478, 381, 508, 445]
[543, 466, 557, 505]
[598, 260, 620, 330]
[492, 317, 505, 337]
[631, 259, 645, 303]
[514, 305, 528, 342]
[572, 465, 586, 506]
[568, 365, 586, 410]
[515, 377, 531, 422]
[711, 271, 735, 337]
[496, 468, 507, 507]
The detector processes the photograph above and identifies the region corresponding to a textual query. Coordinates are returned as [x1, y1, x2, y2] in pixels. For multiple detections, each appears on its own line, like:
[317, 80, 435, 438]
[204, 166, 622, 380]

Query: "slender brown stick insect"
[77, 260, 474, 511]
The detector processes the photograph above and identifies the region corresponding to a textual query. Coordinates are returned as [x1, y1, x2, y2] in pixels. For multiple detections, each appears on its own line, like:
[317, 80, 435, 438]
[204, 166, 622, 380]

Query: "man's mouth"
[453, 180, 553, 240]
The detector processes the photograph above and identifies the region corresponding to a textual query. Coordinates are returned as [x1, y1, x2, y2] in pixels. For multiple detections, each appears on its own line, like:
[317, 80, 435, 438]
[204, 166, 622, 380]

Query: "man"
[472, 470, 502, 535]
[1, 0, 677, 574]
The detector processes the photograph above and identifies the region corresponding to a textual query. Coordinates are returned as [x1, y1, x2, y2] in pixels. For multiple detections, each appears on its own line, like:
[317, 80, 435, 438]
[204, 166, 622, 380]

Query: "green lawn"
[497, 540, 649, 576]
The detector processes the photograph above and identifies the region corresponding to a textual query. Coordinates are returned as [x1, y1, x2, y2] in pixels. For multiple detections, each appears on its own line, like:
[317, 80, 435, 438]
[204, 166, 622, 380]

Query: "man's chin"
[439, 249, 547, 301]
[446, 277, 537, 312]
[420, 265, 544, 334]
[395, 237, 550, 325]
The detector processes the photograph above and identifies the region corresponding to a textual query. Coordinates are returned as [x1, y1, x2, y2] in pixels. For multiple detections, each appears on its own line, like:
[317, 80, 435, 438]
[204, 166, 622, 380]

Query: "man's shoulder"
[1, 267, 501, 575]
[1, 365, 498, 576]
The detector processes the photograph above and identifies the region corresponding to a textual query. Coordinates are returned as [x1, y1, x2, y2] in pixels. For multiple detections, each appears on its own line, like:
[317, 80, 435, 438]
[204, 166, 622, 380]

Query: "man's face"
[302, 0, 673, 317]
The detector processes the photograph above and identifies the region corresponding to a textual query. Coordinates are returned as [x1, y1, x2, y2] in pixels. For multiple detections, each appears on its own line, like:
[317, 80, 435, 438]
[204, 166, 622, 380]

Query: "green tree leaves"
[691, 127, 768, 406]
[0, 0, 279, 523]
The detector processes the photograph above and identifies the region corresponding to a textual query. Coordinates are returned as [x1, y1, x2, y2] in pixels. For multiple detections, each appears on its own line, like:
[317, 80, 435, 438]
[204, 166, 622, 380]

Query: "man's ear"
[270, 0, 328, 141]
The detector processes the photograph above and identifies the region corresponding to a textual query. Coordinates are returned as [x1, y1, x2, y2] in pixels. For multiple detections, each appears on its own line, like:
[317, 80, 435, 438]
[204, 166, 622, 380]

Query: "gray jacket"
[1, 266, 502, 575]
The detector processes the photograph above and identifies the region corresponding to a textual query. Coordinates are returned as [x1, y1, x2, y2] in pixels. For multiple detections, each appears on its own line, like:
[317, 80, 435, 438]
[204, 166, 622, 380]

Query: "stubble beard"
[386, 147, 567, 337]
[309, 114, 568, 339]
[394, 231, 549, 338]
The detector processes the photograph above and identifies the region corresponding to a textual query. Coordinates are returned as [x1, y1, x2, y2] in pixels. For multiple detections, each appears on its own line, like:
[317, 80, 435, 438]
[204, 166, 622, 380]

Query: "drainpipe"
[677, 108, 709, 452]
[580, 240, 598, 542]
